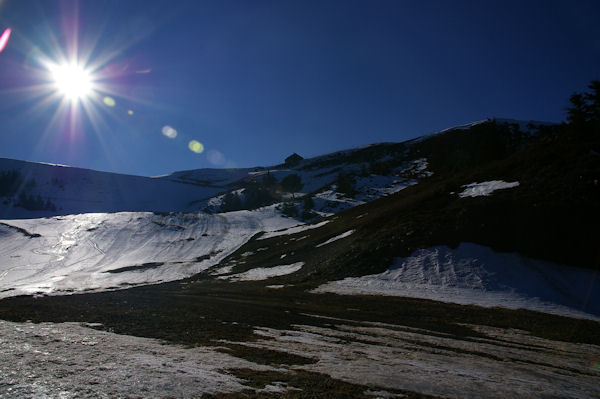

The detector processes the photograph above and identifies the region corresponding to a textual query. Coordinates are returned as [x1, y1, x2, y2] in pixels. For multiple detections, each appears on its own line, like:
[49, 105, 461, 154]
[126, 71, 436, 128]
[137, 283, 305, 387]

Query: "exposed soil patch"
[104, 262, 165, 274]
[0, 222, 41, 238]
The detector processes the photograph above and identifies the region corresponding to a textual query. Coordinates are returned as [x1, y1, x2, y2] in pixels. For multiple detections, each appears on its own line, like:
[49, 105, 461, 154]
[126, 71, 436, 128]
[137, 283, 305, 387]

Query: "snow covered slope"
[0, 158, 242, 218]
[0, 208, 297, 298]
[0, 129, 438, 297]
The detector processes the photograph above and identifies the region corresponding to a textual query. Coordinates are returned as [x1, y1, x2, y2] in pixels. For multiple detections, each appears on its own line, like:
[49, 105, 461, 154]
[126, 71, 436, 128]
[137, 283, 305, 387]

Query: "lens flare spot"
[207, 149, 226, 166]
[225, 160, 237, 169]
[188, 140, 204, 154]
[161, 125, 177, 139]
[0, 28, 11, 53]
[103, 96, 116, 107]
[127, 110, 134, 115]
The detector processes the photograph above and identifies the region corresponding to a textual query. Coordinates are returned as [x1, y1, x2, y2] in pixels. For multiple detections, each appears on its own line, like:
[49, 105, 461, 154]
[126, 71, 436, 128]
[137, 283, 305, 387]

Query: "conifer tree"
[281, 174, 303, 198]
[567, 80, 600, 125]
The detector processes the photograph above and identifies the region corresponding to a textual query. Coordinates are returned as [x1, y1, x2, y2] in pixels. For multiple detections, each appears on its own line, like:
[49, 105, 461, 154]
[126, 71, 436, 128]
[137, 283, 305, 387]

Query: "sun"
[48, 62, 94, 101]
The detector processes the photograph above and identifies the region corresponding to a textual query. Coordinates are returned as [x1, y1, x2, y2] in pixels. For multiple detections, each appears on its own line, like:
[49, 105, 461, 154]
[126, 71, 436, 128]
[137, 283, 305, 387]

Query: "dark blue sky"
[0, 0, 599, 176]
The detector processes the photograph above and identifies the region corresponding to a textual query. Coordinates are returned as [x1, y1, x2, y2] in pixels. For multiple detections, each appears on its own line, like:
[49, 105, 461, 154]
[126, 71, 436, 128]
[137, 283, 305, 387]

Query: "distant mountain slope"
[0, 158, 244, 218]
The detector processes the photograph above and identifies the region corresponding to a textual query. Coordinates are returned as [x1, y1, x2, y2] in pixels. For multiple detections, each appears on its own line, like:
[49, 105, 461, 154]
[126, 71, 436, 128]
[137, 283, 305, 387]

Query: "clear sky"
[0, 0, 599, 176]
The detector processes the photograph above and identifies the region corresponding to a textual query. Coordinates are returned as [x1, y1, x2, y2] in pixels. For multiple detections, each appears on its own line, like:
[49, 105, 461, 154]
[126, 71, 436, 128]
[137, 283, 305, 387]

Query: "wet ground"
[1, 281, 599, 398]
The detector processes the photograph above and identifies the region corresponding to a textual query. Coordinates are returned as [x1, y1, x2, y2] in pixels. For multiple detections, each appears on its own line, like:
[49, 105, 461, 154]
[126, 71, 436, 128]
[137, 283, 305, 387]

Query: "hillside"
[195, 117, 599, 317]
[1, 118, 599, 309]
[1, 116, 599, 398]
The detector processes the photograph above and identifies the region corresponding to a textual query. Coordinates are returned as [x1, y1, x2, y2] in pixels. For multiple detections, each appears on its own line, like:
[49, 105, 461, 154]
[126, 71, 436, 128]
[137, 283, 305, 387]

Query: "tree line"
[0, 169, 57, 211]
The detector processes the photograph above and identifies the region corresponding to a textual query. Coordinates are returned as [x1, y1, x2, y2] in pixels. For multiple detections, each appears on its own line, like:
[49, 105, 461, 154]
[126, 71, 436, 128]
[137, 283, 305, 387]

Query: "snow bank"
[313, 243, 600, 320]
[224, 262, 304, 281]
[458, 180, 519, 198]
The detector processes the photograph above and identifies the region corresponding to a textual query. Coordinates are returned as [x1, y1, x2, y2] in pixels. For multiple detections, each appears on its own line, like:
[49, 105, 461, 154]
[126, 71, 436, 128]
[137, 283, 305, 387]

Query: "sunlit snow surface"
[314, 243, 600, 320]
[0, 208, 297, 298]
[458, 180, 520, 198]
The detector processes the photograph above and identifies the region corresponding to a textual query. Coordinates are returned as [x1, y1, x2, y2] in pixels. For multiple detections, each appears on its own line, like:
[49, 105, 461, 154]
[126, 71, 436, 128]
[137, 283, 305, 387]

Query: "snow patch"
[458, 180, 519, 198]
[212, 265, 235, 276]
[316, 230, 355, 248]
[313, 243, 600, 320]
[259, 382, 300, 394]
[259, 220, 330, 240]
[223, 262, 304, 281]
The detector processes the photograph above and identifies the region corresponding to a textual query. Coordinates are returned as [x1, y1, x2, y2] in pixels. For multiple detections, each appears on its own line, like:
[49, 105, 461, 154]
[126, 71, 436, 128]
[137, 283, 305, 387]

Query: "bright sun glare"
[49, 63, 94, 101]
